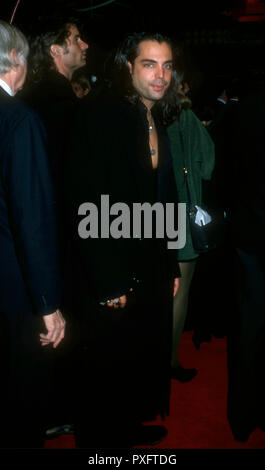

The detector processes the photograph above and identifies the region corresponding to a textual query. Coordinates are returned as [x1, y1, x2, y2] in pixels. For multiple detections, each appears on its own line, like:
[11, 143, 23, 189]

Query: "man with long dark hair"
[18, 19, 89, 437]
[19, 19, 88, 209]
[66, 32, 181, 448]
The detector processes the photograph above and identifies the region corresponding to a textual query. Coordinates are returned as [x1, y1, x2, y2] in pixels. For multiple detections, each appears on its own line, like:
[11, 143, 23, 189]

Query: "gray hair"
[0, 20, 29, 75]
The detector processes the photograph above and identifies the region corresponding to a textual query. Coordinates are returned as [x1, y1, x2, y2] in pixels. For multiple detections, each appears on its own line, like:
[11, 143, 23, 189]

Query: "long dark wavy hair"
[108, 32, 182, 125]
[26, 18, 80, 83]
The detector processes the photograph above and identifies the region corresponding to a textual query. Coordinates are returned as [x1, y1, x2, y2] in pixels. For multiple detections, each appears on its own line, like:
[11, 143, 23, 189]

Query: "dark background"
[2, 0, 265, 104]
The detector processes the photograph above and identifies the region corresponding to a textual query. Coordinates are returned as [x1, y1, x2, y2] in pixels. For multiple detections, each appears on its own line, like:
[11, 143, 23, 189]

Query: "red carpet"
[45, 331, 265, 449]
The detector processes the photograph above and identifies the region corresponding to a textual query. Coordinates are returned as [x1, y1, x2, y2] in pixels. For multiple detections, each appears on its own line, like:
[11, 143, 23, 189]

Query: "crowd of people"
[0, 15, 265, 449]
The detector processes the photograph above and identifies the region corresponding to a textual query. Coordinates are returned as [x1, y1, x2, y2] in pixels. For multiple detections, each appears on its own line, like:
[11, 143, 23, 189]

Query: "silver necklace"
[148, 111, 156, 156]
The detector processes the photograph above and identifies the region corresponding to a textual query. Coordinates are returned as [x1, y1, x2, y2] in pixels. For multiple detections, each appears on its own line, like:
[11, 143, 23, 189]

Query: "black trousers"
[227, 248, 265, 440]
[73, 280, 173, 448]
[0, 310, 55, 448]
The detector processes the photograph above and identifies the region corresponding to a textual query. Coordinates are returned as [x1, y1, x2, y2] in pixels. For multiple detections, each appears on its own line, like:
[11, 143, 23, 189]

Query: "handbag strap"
[178, 122, 192, 207]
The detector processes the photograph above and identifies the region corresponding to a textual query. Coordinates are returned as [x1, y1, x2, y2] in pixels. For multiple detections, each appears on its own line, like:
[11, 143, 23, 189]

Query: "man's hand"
[40, 309, 66, 348]
[99, 287, 135, 309]
[173, 277, 180, 297]
[105, 295, 127, 309]
[99, 295, 127, 309]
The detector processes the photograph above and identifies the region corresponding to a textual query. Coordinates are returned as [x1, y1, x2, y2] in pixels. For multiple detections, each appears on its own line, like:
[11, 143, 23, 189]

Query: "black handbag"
[179, 126, 226, 254]
[187, 195, 226, 253]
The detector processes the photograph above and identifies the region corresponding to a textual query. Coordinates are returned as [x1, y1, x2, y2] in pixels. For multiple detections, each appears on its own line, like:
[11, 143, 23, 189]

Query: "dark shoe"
[192, 332, 211, 350]
[75, 434, 131, 448]
[46, 423, 74, 439]
[232, 429, 251, 442]
[171, 366, 198, 383]
[213, 331, 226, 339]
[132, 425, 168, 446]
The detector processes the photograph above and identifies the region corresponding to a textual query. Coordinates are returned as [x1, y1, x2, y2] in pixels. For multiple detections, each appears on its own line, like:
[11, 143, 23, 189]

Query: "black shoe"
[232, 429, 251, 443]
[132, 425, 168, 446]
[171, 366, 198, 383]
[75, 425, 167, 448]
[46, 423, 74, 439]
[192, 332, 211, 350]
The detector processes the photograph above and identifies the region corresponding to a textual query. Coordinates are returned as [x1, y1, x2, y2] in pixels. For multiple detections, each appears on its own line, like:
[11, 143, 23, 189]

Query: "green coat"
[167, 109, 215, 261]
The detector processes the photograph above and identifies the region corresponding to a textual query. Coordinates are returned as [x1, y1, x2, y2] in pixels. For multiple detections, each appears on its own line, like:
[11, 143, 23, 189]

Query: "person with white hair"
[0, 20, 65, 448]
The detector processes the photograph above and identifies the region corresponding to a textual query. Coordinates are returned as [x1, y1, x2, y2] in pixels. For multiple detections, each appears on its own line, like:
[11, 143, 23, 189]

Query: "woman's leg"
[171, 260, 197, 368]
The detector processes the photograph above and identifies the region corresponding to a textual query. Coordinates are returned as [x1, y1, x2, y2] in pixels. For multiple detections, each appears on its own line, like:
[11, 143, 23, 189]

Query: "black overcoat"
[0, 86, 61, 445]
[227, 85, 265, 440]
[18, 71, 79, 259]
[66, 88, 180, 432]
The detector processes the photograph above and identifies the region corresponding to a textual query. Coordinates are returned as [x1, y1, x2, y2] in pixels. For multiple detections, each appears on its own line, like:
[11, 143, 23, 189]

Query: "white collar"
[0, 78, 13, 96]
[217, 98, 226, 105]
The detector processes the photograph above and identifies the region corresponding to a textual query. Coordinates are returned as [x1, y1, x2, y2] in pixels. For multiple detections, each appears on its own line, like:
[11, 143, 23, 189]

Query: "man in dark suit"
[66, 32, 181, 448]
[0, 20, 65, 448]
[18, 19, 89, 436]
